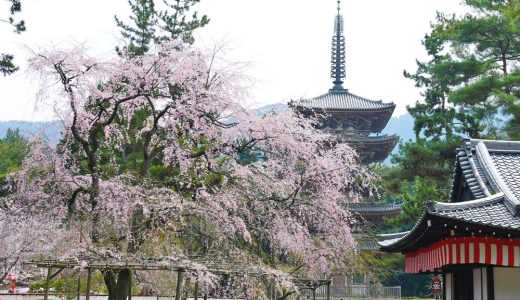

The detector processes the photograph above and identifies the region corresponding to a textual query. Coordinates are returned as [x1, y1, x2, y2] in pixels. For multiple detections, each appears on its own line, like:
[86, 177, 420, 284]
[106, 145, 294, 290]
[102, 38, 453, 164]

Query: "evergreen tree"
[156, 0, 209, 44]
[424, 0, 520, 138]
[384, 0, 520, 227]
[1, 0, 25, 76]
[0, 129, 30, 196]
[387, 177, 444, 228]
[115, 0, 208, 55]
[115, 0, 158, 55]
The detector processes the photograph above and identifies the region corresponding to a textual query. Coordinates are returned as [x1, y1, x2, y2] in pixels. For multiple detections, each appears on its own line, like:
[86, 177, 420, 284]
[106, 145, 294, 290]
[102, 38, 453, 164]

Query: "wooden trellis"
[25, 258, 331, 300]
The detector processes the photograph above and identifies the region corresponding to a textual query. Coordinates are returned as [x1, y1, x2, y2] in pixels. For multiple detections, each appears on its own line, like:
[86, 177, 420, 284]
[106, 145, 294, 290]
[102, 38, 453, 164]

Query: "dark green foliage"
[5, 0, 25, 34]
[157, 0, 209, 44]
[391, 137, 460, 186]
[425, 0, 520, 138]
[115, 0, 158, 55]
[115, 0, 209, 55]
[1, 0, 26, 76]
[0, 54, 18, 76]
[382, 0, 520, 229]
[0, 129, 30, 180]
[402, 0, 520, 142]
[29, 271, 111, 297]
[378, 137, 460, 228]
[387, 177, 444, 228]
[0, 129, 30, 196]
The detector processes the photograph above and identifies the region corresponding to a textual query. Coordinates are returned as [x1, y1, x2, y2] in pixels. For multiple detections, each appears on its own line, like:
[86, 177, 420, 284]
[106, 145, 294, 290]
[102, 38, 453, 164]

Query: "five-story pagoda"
[292, 1, 397, 164]
[292, 2, 402, 296]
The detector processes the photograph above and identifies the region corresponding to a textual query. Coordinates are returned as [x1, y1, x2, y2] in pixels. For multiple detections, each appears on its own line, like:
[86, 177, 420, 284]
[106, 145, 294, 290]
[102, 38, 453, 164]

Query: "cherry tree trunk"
[103, 269, 131, 300]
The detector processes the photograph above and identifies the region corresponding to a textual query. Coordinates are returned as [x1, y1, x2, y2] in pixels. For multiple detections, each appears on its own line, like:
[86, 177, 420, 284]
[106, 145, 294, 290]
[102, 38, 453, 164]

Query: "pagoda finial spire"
[331, 0, 346, 91]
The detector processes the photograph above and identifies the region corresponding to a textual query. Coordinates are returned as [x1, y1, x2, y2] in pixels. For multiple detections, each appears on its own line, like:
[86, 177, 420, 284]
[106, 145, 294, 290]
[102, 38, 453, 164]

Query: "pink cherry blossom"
[3, 40, 372, 298]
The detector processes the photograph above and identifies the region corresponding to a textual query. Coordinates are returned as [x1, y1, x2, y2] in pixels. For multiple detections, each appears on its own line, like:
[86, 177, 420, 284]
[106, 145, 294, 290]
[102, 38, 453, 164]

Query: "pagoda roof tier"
[352, 232, 409, 251]
[344, 134, 398, 143]
[293, 92, 396, 133]
[357, 240, 380, 251]
[293, 1, 397, 134]
[347, 202, 402, 216]
[380, 139, 520, 253]
[296, 89, 396, 112]
[357, 239, 384, 251]
[343, 134, 398, 164]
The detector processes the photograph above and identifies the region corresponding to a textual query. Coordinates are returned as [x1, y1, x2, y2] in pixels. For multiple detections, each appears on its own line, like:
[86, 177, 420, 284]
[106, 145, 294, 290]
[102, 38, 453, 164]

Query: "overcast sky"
[0, 0, 466, 121]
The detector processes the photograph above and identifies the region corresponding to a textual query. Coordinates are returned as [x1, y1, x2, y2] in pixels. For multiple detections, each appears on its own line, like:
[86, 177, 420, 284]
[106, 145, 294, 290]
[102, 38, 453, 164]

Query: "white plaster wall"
[493, 267, 520, 300]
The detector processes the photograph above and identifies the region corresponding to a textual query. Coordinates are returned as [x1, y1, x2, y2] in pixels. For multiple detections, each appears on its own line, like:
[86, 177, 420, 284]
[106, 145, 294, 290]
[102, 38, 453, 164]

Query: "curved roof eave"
[378, 193, 508, 252]
[295, 90, 396, 112]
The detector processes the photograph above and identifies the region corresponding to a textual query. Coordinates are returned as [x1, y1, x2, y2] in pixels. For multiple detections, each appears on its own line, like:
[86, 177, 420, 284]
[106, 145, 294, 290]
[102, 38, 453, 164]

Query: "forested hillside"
[0, 120, 62, 143]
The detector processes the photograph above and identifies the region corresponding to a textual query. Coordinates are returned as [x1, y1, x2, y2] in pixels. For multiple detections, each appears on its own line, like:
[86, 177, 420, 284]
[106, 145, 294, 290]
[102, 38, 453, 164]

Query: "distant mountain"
[251, 103, 289, 117]
[382, 113, 415, 163]
[0, 105, 416, 161]
[0, 120, 63, 144]
[383, 112, 415, 143]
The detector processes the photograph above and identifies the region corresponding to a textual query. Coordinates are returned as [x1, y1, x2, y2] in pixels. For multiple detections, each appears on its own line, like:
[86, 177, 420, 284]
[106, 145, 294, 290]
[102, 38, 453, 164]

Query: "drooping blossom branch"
[7, 40, 373, 297]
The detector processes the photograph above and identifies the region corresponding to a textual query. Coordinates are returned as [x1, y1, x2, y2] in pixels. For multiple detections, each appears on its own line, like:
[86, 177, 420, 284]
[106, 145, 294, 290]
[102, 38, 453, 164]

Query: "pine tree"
[1, 0, 26, 76]
[424, 0, 520, 139]
[115, 0, 209, 55]
[115, 0, 158, 55]
[384, 0, 520, 227]
[156, 0, 209, 44]
[0, 129, 30, 196]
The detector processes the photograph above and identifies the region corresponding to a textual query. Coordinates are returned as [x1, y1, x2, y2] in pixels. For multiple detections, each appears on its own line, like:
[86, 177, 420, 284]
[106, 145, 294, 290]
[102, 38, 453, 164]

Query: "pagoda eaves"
[297, 89, 395, 112]
[292, 1, 397, 164]
[345, 134, 398, 163]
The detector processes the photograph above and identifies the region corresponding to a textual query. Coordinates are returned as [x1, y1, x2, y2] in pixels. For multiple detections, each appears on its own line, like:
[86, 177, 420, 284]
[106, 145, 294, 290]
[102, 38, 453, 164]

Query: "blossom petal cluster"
[4, 41, 372, 296]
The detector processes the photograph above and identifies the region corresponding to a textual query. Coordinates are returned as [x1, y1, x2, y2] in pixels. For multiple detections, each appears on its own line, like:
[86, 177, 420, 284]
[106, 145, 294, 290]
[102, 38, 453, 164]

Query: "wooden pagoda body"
[380, 139, 520, 300]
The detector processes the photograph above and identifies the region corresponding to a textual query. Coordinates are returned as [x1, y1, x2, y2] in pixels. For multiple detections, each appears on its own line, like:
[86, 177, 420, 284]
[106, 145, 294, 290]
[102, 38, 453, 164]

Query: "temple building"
[380, 139, 520, 300]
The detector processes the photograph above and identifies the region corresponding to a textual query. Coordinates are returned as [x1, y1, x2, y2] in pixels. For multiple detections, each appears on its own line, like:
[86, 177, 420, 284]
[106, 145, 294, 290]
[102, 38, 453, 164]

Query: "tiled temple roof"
[359, 232, 409, 251]
[380, 139, 520, 252]
[344, 134, 399, 144]
[295, 90, 395, 111]
[430, 193, 520, 230]
[378, 232, 410, 248]
[449, 145, 491, 201]
[490, 152, 520, 202]
[346, 134, 398, 164]
[357, 240, 382, 251]
[347, 203, 402, 214]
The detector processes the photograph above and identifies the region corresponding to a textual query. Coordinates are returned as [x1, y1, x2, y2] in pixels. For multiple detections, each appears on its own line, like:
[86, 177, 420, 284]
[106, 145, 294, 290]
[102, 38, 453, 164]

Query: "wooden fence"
[303, 284, 401, 299]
